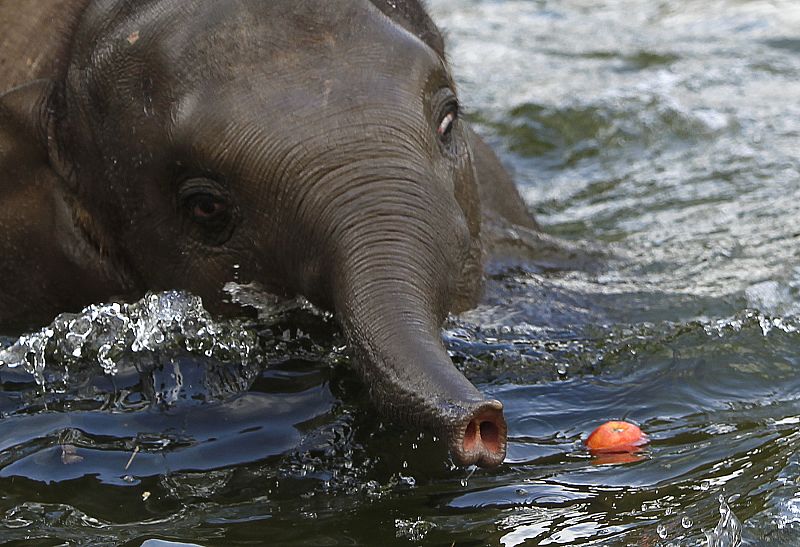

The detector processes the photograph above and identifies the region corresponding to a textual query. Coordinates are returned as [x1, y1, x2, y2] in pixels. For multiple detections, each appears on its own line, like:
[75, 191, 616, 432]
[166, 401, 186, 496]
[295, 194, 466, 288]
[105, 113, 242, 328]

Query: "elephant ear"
[0, 80, 62, 185]
[0, 81, 67, 326]
[0, 80, 134, 328]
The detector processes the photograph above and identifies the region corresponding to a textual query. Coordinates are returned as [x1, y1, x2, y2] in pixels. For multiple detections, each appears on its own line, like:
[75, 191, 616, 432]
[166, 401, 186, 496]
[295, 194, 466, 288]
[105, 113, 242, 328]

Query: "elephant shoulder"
[467, 126, 609, 273]
[467, 126, 540, 232]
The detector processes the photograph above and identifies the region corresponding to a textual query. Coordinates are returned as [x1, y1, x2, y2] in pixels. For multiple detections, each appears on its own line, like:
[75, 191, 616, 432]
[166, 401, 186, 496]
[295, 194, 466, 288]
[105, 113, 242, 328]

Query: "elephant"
[0, 0, 561, 468]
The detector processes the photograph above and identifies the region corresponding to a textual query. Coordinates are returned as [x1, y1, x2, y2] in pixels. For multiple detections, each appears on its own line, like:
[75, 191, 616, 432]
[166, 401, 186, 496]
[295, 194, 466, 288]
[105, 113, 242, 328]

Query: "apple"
[585, 420, 648, 454]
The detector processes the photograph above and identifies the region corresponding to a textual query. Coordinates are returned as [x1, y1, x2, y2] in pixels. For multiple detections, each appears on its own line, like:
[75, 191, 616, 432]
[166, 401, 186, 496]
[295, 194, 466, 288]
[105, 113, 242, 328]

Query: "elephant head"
[34, 0, 506, 466]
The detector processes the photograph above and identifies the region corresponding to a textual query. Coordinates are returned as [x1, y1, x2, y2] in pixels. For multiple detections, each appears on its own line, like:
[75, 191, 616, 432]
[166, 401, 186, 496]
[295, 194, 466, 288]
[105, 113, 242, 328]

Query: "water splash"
[394, 518, 435, 542]
[704, 310, 799, 338]
[445, 309, 800, 385]
[223, 282, 327, 322]
[0, 291, 260, 385]
[705, 495, 742, 547]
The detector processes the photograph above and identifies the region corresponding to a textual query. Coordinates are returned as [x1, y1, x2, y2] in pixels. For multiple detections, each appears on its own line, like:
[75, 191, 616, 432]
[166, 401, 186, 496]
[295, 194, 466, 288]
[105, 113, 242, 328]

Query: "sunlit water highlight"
[2, 0, 800, 545]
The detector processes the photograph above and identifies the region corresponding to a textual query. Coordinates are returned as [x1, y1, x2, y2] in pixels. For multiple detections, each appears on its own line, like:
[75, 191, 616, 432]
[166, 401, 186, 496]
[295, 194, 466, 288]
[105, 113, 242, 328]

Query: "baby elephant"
[0, 0, 544, 467]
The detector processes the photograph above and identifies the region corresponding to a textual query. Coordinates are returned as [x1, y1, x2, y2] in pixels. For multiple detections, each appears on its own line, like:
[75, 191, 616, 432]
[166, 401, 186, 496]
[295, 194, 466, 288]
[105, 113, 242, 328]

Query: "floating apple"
[585, 420, 648, 454]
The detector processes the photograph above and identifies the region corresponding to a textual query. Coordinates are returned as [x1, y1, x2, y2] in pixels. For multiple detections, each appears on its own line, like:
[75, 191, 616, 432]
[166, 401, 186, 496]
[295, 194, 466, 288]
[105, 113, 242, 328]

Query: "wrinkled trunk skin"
[339, 286, 507, 467]
[329, 169, 506, 467]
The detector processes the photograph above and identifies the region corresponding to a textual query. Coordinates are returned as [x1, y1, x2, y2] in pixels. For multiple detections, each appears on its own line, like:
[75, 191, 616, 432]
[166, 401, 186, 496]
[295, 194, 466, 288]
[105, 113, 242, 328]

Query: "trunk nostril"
[459, 404, 507, 467]
[462, 415, 503, 456]
[479, 419, 501, 454]
[463, 419, 479, 452]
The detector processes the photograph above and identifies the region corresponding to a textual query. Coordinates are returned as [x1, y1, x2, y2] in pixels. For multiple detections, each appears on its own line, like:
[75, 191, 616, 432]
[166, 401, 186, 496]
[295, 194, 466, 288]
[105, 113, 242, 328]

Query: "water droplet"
[700, 480, 711, 491]
[460, 465, 477, 488]
[657, 524, 668, 539]
[682, 516, 692, 528]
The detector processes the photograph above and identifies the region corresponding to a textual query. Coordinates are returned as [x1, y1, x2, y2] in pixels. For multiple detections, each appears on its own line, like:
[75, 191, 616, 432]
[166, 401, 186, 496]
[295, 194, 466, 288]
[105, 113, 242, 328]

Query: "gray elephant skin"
[0, 0, 546, 468]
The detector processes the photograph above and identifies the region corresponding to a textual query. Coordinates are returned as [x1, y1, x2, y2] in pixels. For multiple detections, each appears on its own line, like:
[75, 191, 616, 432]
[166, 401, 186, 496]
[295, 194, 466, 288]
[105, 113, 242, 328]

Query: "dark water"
[2, 1, 800, 545]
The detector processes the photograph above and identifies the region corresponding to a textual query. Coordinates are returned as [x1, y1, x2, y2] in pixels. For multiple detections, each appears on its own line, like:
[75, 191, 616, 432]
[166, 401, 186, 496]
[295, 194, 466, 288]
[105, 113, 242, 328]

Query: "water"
[2, 0, 800, 544]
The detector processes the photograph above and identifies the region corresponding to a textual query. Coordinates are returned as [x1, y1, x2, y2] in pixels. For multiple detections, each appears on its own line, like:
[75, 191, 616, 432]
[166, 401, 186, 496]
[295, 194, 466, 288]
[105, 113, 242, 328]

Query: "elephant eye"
[177, 177, 236, 245]
[187, 193, 227, 221]
[433, 88, 460, 148]
[437, 111, 456, 140]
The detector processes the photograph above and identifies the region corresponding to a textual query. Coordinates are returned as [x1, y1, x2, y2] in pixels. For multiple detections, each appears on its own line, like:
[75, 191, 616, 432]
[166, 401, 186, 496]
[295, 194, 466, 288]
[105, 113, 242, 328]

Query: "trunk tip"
[452, 399, 507, 469]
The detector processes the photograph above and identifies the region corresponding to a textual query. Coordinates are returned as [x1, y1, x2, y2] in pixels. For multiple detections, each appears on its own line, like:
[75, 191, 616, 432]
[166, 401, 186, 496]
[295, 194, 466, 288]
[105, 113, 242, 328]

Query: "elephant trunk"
[329, 172, 507, 468]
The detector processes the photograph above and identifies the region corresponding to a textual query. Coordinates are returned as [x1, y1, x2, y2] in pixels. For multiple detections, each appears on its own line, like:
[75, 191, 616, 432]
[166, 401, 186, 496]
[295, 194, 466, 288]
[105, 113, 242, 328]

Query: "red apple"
[585, 421, 648, 454]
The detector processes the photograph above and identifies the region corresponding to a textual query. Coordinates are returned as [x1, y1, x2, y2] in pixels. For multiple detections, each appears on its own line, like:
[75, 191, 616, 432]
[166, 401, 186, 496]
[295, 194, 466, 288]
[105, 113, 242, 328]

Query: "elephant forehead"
[171, 66, 434, 137]
[73, 0, 445, 92]
[169, 90, 432, 186]
[174, 4, 445, 90]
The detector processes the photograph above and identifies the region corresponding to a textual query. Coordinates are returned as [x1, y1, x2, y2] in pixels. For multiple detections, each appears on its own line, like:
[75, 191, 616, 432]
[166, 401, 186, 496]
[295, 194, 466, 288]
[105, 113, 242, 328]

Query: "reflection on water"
[2, 0, 800, 545]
